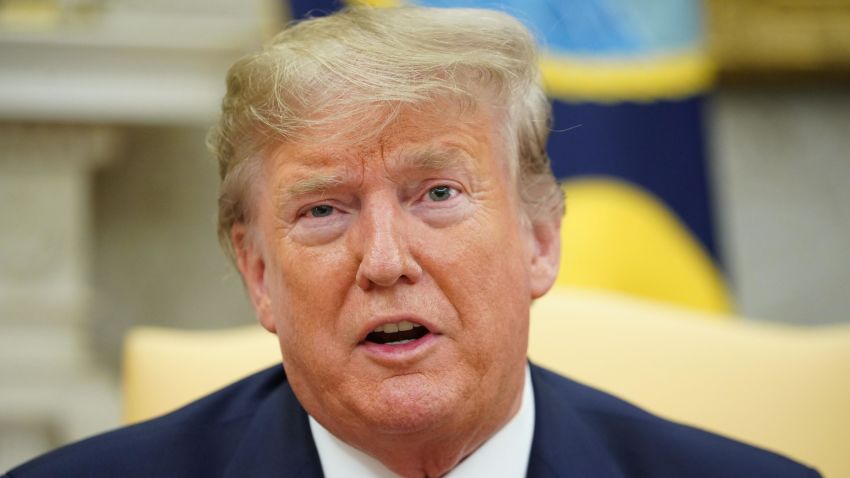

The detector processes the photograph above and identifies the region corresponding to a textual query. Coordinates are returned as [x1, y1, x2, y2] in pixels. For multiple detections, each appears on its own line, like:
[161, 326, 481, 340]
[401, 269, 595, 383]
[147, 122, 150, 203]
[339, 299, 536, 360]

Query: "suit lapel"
[526, 363, 624, 478]
[223, 368, 324, 478]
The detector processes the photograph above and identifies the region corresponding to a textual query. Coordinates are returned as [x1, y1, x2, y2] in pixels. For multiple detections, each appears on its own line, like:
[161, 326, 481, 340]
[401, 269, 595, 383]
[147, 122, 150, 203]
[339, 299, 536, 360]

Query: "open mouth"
[365, 320, 430, 345]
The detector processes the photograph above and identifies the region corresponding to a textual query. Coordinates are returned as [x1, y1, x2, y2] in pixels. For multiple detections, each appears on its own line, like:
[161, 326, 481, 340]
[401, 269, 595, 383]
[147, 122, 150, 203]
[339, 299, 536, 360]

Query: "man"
[6, 6, 820, 478]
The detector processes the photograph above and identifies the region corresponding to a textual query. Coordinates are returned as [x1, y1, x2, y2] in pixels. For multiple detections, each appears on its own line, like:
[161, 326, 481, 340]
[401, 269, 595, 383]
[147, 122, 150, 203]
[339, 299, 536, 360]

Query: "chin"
[358, 373, 463, 435]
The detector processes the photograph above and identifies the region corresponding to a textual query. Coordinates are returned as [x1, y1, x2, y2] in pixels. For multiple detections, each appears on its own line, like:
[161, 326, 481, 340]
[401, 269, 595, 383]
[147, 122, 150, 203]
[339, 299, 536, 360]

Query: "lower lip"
[359, 332, 438, 361]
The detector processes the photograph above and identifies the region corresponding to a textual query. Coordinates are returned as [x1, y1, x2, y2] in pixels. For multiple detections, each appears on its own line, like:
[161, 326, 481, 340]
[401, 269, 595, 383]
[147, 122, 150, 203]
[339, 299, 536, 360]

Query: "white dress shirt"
[309, 365, 535, 478]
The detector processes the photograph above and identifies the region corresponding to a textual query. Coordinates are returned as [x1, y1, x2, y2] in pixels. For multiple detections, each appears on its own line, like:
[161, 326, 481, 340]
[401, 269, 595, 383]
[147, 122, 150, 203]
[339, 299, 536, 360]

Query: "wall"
[90, 126, 255, 369]
[710, 87, 850, 325]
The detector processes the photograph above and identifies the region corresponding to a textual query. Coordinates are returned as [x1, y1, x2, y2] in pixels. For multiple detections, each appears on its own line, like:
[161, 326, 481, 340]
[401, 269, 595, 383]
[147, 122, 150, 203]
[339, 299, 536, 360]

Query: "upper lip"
[358, 314, 439, 343]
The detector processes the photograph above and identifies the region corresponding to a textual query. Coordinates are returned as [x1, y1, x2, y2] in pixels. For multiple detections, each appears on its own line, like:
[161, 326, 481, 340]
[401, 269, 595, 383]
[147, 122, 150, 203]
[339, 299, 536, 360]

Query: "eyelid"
[428, 185, 457, 199]
[422, 181, 462, 198]
[411, 183, 464, 209]
[296, 200, 343, 220]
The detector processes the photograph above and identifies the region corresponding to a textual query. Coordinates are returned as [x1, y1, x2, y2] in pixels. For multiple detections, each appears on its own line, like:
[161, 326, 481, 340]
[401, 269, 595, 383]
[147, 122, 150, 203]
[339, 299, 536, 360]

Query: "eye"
[309, 204, 334, 217]
[427, 185, 456, 202]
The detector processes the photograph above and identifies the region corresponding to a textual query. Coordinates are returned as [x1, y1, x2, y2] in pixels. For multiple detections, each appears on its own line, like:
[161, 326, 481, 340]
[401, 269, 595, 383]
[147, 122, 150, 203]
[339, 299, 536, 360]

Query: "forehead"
[264, 100, 508, 186]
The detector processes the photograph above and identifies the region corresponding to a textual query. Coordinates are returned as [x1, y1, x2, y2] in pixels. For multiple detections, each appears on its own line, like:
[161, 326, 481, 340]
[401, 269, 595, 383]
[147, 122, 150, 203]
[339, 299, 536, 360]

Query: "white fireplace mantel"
[0, 5, 269, 125]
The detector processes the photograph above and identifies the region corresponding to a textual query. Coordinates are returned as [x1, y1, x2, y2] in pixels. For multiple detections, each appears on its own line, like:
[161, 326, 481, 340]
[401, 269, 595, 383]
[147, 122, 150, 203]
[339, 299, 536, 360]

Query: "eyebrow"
[285, 174, 345, 198]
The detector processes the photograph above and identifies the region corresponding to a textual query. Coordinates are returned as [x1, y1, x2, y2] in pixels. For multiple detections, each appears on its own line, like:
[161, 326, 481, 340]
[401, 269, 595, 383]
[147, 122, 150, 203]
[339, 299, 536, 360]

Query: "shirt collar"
[309, 365, 536, 477]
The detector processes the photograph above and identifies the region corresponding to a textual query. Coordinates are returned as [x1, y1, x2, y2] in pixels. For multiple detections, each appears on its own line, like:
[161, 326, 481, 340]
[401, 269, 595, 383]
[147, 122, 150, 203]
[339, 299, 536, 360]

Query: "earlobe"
[231, 223, 277, 333]
[528, 215, 562, 299]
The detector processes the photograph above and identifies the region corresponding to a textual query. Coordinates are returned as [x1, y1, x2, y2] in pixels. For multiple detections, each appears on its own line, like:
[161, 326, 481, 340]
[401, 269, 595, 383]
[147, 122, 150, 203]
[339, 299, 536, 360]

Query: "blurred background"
[1, 0, 848, 471]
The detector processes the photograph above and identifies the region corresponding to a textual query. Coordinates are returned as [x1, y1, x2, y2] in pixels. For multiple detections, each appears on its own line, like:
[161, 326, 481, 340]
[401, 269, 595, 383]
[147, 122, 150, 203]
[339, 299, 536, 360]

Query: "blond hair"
[209, 6, 563, 260]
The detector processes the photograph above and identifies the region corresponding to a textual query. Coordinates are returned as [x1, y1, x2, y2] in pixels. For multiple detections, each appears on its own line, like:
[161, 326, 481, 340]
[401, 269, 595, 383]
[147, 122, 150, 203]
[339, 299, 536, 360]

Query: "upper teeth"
[373, 320, 423, 333]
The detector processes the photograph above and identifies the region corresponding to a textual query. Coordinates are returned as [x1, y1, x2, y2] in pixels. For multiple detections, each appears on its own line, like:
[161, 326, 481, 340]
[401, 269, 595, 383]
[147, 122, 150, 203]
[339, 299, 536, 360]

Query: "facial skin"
[232, 100, 561, 478]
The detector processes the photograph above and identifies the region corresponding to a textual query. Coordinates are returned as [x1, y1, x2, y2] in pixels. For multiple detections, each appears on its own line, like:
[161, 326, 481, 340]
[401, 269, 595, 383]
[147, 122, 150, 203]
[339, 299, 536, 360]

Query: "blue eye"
[428, 186, 454, 202]
[310, 205, 334, 217]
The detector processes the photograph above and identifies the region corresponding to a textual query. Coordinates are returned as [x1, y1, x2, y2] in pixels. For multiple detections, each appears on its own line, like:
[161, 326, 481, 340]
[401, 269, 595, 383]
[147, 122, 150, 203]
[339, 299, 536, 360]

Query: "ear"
[231, 223, 277, 334]
[528, 214, 562, 299]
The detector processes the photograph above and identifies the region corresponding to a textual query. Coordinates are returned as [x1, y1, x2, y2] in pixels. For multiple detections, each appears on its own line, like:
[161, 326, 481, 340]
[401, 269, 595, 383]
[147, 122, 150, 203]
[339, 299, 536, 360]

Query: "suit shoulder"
[6, 366, 286, 478]
[530, 364, 821, 478]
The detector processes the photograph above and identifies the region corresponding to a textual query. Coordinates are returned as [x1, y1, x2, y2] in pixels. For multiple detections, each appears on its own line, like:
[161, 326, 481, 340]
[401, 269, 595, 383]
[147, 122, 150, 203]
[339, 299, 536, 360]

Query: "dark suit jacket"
[5, 363, 820, 477]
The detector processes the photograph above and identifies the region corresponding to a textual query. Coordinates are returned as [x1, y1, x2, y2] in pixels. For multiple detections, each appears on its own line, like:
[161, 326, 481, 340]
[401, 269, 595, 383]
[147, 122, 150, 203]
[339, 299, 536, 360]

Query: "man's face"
[234, 100, 560, 444]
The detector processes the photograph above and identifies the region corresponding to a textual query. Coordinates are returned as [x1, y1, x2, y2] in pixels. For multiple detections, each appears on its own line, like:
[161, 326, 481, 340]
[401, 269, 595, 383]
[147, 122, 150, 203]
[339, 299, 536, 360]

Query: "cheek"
[268, 242, 358, 353]
[417, 207, 532, 353]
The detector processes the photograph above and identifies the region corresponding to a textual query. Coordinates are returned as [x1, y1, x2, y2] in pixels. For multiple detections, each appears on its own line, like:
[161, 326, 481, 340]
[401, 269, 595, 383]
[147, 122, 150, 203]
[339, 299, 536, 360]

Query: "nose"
[354, 200, 422, 291]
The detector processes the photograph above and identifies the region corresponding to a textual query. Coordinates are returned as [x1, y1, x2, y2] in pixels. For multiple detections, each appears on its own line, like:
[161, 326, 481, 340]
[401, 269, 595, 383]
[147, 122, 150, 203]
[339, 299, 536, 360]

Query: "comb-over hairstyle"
[209, 6, 563, 260]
